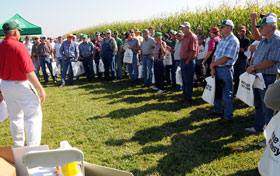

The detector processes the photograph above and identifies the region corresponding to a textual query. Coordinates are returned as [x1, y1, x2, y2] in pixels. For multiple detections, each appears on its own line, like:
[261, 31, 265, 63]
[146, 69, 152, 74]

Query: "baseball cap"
[40, 35, 46, 39]
[153, 32, 162, 38]
[239, 25, 246, 32]
[82, 34, 87, 38]
[135, 29, 140, 33]
[164, 33, 170, 39]
[176, 30, 184, 36]
[106, 29, 111, 34]
[25, 36, 30, 40]
[210, 27, 219, 33]
[197, 26, 203, 30]
[34, 36, 39, 39]
[180, 22, 191, 28]
[113, 31, 118, 35]
[66, 33, 73, 37]
[2, 21, 22, 32]
[95, 31, 100, 36]
[218, 20, 234, 27]
[142, 29, 149, 34]
[129, 29, 134, 33]
[256, 16, 277, 28]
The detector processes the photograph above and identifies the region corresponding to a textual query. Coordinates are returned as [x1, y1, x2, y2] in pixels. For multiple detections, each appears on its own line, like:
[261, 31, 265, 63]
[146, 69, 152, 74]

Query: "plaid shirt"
[214, 33, 240, 66]
[253, 34, 280, 74]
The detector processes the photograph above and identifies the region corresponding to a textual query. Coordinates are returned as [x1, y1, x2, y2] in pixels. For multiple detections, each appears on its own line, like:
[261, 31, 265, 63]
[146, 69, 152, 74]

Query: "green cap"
[2, 21, 22, 32]
[82, 34, 87, 38]
[153, 32, 162, 38]
[256, 16, 277, 28]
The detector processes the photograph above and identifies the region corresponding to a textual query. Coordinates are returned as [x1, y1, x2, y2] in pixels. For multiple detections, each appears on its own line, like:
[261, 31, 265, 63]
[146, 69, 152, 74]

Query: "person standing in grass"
[152, 32, 167, 93]
[101, 29, 118, 82]
[59, 33, 79, 88]
[174, 30, 184, 91]
[54, 36, 63, 77]
[140, 29, 156, 87]
[179, 22, 199, 107]
[209, 20, 240, 125]
[91, 32, 103, 79]
[79, 34, 96, 82]
[113, 31, 124, 79]
[31, 36, 41, 80]
[245, 16, 280, 133]
[0, 21, 46, 147]
[126, 32, 141, 82]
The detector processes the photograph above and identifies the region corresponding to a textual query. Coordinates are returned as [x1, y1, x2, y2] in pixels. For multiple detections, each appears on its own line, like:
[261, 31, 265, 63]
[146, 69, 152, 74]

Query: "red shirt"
[180, 32, 199, 60]
[0, 37, 35, 81]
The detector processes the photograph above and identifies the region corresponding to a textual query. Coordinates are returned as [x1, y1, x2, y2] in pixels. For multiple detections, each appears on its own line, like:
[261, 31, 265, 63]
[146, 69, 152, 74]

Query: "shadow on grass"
[227, 168, 260, 176]
[106, 107, 258, 175]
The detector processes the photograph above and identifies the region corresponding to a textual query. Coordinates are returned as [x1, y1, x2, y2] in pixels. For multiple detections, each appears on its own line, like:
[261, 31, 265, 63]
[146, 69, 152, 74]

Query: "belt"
[216, 65, 232, 68]
[143, 54, 152, 56]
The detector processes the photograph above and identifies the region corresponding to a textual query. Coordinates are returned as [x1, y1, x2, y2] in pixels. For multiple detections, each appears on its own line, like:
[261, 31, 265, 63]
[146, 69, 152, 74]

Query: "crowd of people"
[1, 10, 280, 174]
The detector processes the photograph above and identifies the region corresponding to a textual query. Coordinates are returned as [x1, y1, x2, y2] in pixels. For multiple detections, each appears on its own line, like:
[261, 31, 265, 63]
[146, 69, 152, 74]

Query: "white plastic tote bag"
[0, 100, 9, 123]
[236, 72, 256, 107]
[123, 49, 133, 64]
[92, 60, 97, 74]
[138, 63, 143, 79]
[176, 66, 183, 86]
[202, 76, 216, 104]
[51, 62, 59, 76]
[163, 51, 172, 66]
[71, 61, 85, 77]
[258, 111, 280, 176]
[98, 59, 105, 73]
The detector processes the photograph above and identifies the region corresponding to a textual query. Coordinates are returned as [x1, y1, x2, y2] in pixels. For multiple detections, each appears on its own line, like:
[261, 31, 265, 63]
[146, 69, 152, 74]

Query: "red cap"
[210, 27, 219, 33]
[239, 25, 246, 32]
[129, 29, 134, 33]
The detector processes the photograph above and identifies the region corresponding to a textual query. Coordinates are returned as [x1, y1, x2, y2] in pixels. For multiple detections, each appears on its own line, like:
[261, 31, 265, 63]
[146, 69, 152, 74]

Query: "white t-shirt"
[197, 44, 205, 60]
[54, 43, 62, 57]
[24, 43, 33, 56]
[50, 42, 55, 49]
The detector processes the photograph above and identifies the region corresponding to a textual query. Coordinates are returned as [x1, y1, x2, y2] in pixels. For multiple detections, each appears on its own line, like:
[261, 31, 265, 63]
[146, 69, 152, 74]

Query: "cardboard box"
[0, 146, 17, 176]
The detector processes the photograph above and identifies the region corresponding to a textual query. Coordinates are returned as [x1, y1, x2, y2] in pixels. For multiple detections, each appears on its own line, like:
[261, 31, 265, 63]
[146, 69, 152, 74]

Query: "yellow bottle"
[61, 161, 79, 176]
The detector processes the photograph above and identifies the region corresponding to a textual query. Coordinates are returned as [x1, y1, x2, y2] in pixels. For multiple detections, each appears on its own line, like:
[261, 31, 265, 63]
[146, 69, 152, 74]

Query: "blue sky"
[0, 0, 269, 37]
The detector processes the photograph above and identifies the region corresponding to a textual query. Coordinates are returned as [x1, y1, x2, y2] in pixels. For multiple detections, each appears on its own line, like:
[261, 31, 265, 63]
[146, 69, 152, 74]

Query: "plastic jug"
[59, 141, 79, 176]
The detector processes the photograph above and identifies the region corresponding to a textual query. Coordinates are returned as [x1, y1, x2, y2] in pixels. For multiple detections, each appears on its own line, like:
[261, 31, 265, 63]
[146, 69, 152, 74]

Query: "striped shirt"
[253, 33, 280, 74]
[214, 33, 240, 66]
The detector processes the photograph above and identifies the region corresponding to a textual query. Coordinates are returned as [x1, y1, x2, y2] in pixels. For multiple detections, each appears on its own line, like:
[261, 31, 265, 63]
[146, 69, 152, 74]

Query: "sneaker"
[258, 140, 266, 147]
[244, 127, 257, 133]
[58, 85, 64, 88]
[157, 89, 164, 93]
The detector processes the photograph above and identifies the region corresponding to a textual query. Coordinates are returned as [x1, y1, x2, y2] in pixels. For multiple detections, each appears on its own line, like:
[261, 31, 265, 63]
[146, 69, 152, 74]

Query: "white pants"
[1, 80, 42, 147]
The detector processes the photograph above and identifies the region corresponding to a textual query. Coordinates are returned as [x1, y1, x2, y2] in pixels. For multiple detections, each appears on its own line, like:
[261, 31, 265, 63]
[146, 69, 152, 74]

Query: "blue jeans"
[55, 57, 63, 76]
[39, 56, 56, 83]
[128, 53, 138, 80]
[143, 55, 154, 86]
[82, 57, 94, 81]
[116, 53, 124, 79]
[154, 60, 164, 90]
[103, 55, 116, 81]
[253, 75, 276, 131]
[214, 67, 234, 120]
[181, 60, 195, 102]
[61, 58, 74, 86]
[33, 59, 40, 80]
[174, 60, 182, 91]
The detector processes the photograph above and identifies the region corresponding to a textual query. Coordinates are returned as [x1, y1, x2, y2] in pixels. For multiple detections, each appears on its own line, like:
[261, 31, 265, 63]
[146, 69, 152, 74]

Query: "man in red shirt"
[0, 21, 46, 147]
[179, 22, 199, 107]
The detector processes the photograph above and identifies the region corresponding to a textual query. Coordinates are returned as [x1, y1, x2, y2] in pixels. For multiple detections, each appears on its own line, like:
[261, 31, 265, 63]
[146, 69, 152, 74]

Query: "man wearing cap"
[165, 30, 177, 87]
[113, 31, 124, 79]
[245, 16, 280, 133]
[209, 20, 240, 125]
[202, 27, 221, 76]
[149, 26, 155, 37]
[0, 21, 46, 147]
[135, 29, 143, 44]
[233, 25, 251, 94]
[37, 36, 57, 84]
[79, 34, 96, 82]
[101, 29, 117, 82]
[91, 32, 103, 78]
[59, 33, 79, 88]
[140, 29, 156, 87]
[179, 21, 199, 106]
[31, 36, 41, 80]
[197, 27, 205, 41]
[24, 36, 33, 56]
[174, 30, 184, 91]
[152, 32, 167, 93]
[54, 36, 63, 77]
[126, 32, 141, 82]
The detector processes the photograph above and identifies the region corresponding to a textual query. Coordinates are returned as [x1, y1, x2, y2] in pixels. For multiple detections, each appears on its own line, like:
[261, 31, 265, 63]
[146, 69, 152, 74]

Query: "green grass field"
[0, 77, 264, 176]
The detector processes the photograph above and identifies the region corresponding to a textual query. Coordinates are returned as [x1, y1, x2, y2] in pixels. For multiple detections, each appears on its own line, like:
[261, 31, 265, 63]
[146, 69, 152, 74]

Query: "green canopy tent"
[0, 14, 42, 36]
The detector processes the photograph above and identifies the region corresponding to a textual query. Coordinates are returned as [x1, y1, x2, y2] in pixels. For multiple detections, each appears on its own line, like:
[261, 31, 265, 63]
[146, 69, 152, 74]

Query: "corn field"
[73, 1, 280, 40]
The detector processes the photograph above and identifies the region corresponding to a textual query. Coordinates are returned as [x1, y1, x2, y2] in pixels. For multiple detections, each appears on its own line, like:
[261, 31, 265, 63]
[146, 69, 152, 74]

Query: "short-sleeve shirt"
[24, 43, 33, 56]
[79, 41, 96, 58]
[0, 37, 35, 81]
[253, 34, 280, 74]
[180, 32, 199, 60]
[54, 43, 62, 58]
[214, 34, 240, 66]
[32, 43, 39, 57]
[114, 37, 123, 52]
[174, 41, 182, 61]
[208, 36, 221, 51]
[153, 41, 167, 60]
[126, 38, 140, 54]
[141, 37, 156, 55]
